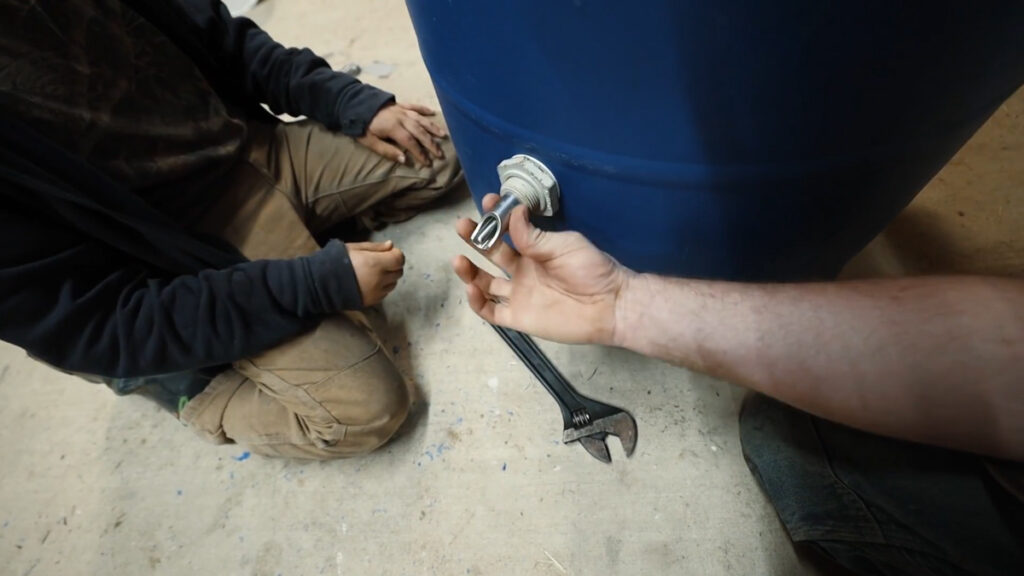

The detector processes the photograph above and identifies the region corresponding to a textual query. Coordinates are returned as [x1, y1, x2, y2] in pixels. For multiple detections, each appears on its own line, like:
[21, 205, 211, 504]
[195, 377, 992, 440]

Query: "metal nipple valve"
[469, 155, 560, 251]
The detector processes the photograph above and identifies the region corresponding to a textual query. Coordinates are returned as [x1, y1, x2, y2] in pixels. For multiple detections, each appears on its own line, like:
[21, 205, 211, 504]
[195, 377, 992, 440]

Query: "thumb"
[362, 135, 406, 164]
[508, 205, 556, 259]
[348, 240, 394, 252]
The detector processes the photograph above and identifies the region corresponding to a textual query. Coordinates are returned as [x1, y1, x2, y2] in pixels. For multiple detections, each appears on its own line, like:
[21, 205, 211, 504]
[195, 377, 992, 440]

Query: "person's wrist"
[611, 270, 649, 350]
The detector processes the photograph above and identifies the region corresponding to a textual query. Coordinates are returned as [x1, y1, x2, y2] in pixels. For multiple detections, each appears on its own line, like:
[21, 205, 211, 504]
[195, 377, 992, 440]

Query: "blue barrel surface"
[406, 1, 1024, 280]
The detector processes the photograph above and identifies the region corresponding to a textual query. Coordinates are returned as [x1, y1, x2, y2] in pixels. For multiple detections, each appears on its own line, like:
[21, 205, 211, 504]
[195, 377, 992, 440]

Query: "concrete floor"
[1, 1, 1021, 575]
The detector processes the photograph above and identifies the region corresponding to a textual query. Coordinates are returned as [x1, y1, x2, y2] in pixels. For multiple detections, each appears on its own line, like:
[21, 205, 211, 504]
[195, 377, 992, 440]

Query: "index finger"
[402, 118, 443, 158]
[402, 103, 437, 116]
[422, 119, 447, 139]
[481, 193, 501, 212]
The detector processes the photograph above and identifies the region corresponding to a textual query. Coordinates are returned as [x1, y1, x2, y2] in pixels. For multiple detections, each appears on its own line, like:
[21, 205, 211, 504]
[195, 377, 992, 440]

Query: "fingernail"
[397, 154, 406, 164]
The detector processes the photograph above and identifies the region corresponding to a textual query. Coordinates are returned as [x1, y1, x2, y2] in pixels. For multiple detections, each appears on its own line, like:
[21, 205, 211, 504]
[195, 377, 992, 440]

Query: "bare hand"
[357, 103, 448, 167]
[349, 240, 405, 307]
[453, 194, 635, 345]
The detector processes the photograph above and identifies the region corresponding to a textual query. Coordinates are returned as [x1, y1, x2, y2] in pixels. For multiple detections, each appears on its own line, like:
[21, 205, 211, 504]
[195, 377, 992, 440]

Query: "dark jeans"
[739, 394, 1024, 576]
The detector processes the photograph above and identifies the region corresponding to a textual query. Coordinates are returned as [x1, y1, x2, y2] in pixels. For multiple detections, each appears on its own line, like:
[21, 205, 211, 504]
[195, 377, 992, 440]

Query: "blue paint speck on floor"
[501, 463, 507, 471]
[233, 451, 251, 462]
[2, 520, 8, 528]
[176, 490, 183, 496]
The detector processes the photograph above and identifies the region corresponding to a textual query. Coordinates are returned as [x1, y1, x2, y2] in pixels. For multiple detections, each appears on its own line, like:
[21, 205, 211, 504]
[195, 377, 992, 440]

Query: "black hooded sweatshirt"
[0, 0, 394, 387]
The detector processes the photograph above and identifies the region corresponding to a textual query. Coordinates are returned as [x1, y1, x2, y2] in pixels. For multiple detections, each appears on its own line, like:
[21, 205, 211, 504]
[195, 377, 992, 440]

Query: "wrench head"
[562, 412, 637, 462]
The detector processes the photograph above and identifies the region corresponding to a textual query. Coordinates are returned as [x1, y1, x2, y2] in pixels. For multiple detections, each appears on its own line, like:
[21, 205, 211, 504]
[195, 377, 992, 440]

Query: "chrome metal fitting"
[470, 154, 560, 251]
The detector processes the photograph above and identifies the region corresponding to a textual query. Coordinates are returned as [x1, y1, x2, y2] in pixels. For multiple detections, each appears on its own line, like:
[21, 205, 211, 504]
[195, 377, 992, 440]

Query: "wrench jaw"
[577, 436, 612, 463]
[563, 412, 638, 462]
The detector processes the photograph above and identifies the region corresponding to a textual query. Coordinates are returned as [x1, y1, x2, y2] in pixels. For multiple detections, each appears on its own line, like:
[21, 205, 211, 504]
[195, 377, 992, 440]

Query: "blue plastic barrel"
[406, 1, 1024, 280]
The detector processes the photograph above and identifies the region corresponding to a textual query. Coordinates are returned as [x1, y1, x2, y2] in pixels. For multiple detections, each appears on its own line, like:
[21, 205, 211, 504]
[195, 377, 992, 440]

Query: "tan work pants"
[179, 120, 462, 459]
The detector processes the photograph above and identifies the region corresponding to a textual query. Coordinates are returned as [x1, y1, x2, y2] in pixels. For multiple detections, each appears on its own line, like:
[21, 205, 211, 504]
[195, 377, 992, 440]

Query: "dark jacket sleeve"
[176, 0, 395, 136]
[0, 205, 362, 378]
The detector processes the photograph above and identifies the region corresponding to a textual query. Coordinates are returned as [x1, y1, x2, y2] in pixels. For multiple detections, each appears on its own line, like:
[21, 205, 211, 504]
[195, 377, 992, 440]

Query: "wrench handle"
[492, 325, 588, 423]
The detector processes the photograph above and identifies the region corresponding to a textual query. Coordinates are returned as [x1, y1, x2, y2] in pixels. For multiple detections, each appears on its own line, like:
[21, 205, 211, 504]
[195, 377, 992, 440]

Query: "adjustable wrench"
[493, 325, 638, 463]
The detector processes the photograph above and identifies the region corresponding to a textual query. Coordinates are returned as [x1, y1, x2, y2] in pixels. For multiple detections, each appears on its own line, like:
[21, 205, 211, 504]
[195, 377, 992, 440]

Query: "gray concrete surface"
[1, 1, 1021, 575]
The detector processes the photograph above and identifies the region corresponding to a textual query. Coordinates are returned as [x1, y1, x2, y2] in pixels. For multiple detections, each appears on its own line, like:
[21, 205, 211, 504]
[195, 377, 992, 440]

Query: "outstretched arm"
[454, 194, 1024, 460]
[175, 0, 447, 165]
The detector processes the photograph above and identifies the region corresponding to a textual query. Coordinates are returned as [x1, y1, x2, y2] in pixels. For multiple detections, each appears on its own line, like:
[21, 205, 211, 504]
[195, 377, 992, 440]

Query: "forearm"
[1, 241, 362, 378]
[176, 0, 393, 135]
[615, 274, 1024, 459]
[235, 23, 393, 134]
